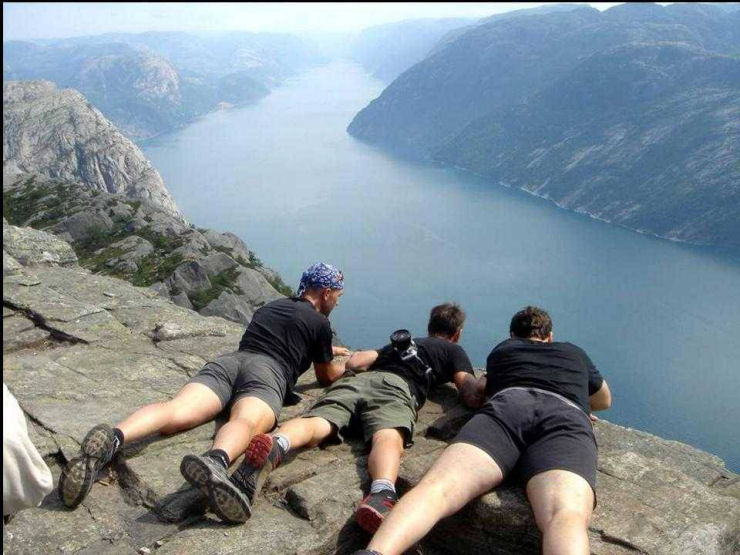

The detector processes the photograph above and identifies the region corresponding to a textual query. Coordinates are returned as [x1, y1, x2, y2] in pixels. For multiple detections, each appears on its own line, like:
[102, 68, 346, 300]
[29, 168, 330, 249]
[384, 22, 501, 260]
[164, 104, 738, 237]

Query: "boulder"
[198, 252, 238, 277]
[2, 223, 78, 267]
[201, 229, 251, 263]
[199, 290, 254, 325]
[47, 210, 114, 242]
[4, 250, 24, 276]
[234, 267, 283, 306]
[165, 261, 212, 295]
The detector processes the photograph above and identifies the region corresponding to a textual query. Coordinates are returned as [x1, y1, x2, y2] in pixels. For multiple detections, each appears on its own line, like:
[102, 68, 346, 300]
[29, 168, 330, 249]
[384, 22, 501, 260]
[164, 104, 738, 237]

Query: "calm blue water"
[143, 61, 740, 471]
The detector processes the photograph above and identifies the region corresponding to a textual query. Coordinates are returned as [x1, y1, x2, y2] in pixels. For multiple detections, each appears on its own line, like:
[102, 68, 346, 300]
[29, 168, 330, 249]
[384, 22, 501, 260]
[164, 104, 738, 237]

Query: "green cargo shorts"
[303, 371, 417, 447]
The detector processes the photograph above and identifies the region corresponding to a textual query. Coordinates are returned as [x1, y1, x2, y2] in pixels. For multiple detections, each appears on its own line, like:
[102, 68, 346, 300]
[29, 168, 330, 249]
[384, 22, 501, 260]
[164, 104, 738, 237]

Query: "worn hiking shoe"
[180, 454, 251, 524]
[58, 424, 119, 508]
[229, 434, 285, 504]
[355, 489, 398, 533]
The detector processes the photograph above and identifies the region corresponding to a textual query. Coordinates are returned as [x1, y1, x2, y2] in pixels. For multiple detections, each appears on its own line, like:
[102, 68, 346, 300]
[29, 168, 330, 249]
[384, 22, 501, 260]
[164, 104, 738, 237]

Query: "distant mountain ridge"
[348, 3, 740, 247]
[3, 31, 323, 140]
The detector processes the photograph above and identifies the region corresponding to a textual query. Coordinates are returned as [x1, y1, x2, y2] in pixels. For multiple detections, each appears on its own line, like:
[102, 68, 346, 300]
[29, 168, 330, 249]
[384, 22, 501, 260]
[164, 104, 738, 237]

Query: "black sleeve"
[580, 348, 604, 395]
[311, 319, 334, 364]
[444, 344, 474, 382]
[369, 344, 394, 370]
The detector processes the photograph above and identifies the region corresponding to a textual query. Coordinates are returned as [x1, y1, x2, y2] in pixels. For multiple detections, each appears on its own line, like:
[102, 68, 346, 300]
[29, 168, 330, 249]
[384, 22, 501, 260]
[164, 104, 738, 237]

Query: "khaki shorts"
[304, 371, 417, 447]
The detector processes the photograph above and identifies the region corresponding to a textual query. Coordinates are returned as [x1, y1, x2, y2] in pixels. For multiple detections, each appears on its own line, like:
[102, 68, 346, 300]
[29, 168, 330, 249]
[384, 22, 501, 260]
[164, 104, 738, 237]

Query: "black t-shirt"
[484, 338, 604, 413]
[370, 336, 474, 407]
[238, 297, 333, 394]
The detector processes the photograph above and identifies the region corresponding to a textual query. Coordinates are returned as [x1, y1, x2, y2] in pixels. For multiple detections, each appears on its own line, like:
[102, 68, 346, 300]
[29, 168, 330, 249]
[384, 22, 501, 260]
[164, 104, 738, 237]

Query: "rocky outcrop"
[3, 174, 289, 327]
[3, 81, 182, 218]
[3, 235, 739, 554]
[3, 221, 78, 268]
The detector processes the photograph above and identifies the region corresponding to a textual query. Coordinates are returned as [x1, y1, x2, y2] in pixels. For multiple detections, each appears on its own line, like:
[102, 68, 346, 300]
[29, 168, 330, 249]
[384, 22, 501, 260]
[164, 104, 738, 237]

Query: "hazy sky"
[4, 2, 627, 41]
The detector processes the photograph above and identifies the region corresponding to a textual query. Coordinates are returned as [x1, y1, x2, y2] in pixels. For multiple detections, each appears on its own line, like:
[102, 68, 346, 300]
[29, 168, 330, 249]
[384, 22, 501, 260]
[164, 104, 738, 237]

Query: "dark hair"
[510, 306, 552, 340]
[428, 303, 465, 338]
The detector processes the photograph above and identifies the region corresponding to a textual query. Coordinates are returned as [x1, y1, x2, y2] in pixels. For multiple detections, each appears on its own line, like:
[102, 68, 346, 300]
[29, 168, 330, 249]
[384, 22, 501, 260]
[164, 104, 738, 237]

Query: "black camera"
[391, 329, 421, 363]
[390, 329, 413, 352]
[390, 328, 433, 386]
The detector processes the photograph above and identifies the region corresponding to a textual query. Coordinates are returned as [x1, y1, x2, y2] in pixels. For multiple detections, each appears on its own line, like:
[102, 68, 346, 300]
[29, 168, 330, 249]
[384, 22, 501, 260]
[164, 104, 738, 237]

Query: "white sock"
[370, 479, 396, 495]
[274, 433, 291, 453]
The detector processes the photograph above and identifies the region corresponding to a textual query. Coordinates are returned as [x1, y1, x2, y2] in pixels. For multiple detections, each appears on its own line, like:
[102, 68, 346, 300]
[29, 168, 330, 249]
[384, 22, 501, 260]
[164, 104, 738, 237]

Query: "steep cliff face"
[3, 81, 182, 219]
[2, 233, 739, 554]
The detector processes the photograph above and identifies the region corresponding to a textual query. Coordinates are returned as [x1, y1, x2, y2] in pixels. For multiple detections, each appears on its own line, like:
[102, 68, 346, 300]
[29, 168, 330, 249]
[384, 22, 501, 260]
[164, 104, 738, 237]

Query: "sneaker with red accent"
[229, 433, 285, 505]
[355, 489, 398, 533]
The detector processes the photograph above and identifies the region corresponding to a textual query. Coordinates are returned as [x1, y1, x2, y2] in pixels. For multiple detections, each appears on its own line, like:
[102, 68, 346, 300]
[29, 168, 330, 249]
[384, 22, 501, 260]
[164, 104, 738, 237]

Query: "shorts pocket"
[381, 376, 417, 413]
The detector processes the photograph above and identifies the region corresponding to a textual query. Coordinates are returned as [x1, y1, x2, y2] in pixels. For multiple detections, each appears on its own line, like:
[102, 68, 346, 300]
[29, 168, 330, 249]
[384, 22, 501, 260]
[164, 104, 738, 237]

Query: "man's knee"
[542, 507, 591, 531]
[371, 428, 404, 447]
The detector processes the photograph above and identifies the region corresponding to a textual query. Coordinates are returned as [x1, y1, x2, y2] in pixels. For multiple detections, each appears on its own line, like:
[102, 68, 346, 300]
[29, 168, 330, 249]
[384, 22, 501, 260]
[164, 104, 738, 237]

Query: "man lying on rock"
[354, 306, 612, 555]
[220, 302, 485, 531]
[58, 262, 350, 524]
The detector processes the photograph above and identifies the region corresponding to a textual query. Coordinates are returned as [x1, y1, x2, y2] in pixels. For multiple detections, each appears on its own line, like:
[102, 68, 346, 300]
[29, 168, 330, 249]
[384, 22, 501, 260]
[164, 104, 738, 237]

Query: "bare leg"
[367, 429, 404, 482]
[526, 470, 594, 555]
[211, 396, 277, 463]
[275, 416, 334, 450]
[116, 383, 223, 442]
[367, 443, 503, 555]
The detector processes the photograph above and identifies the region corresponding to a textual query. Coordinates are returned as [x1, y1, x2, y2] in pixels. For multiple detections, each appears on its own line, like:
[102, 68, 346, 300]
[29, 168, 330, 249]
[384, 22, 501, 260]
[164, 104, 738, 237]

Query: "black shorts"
[188, 351, 287, 420]
[453, 388, 598, 494]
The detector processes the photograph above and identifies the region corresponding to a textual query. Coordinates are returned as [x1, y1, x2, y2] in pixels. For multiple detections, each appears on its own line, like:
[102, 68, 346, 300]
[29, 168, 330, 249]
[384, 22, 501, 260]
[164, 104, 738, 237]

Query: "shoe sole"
[245, 434, 273, 468]
[180, 455, 252, 524]
[355, 503, 385, 534]
[58, 424, 115, 508]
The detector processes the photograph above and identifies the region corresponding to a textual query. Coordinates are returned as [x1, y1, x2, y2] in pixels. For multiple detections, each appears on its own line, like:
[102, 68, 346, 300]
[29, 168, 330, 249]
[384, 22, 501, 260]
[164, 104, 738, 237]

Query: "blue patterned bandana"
[296, 263, 344, 297]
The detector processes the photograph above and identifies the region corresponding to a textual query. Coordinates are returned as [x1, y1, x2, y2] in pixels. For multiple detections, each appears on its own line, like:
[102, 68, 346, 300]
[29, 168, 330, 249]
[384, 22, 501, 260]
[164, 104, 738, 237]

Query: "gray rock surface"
[3, 81, 182, 219]
[3, 222, 78, 267]
[3, 240, 738, 554]
[3, 173, 292, 326]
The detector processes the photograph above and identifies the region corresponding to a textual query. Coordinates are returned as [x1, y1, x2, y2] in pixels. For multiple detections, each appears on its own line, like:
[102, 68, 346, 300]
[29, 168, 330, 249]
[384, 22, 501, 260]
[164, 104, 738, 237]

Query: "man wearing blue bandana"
[58, 262, 349, 525]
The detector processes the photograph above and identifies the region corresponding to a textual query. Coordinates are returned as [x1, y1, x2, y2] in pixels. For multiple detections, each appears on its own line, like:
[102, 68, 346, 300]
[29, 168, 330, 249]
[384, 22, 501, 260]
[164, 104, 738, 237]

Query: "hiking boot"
[229, 433, 285, 505]
[180, 454, 251, 524]
[355, 489, 398, 533]
[58, 424, 118, 508]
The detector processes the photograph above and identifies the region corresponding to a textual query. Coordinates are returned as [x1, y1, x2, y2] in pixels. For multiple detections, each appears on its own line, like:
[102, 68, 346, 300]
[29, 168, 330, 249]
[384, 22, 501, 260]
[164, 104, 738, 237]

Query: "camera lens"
[390, 329, 412, 352]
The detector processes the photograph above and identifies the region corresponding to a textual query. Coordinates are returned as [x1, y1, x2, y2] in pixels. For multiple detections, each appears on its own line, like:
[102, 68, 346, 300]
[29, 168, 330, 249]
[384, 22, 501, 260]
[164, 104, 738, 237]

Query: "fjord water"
[143, 61, 740, 471]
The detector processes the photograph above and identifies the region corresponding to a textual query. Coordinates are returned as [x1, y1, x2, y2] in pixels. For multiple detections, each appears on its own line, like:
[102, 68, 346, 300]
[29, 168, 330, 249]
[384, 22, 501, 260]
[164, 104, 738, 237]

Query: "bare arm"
[314, 359, 347, 386]
[453, 372, 487, 409]
[346, 349, 379, 372]
[589, 380, 612, 411]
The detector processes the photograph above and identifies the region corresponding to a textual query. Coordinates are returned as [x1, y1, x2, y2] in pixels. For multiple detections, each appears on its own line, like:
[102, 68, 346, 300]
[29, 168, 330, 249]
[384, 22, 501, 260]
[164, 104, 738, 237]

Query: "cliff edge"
[3, 226, 739, 554]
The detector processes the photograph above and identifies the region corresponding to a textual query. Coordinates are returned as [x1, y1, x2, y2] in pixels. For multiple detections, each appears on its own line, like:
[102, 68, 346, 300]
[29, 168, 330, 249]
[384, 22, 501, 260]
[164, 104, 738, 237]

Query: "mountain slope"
[3, 32, 322, 139]
[348, 4, 740, 157]
[435, 43, 740, 246]
[349, 18, 474, 82]
[347, 3, 740, 247]
[3, 80, 182, 218]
